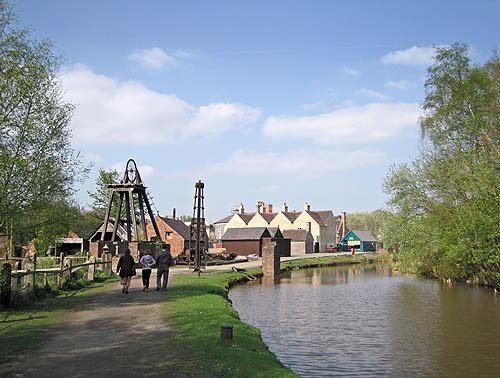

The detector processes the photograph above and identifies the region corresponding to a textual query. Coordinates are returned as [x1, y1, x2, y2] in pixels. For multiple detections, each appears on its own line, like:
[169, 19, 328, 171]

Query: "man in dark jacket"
[156, 247, 172, 291]
[116, 248, 136, 294]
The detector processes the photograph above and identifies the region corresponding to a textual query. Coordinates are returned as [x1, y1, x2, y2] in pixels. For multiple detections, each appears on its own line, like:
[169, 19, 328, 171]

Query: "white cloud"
[339, 67, 361, 76]
[384, 80, 415, 90]
[59, 65, 261, 146]
[381, 46, 437, 66]
[262, 102, 421, 144]
[205, 149, 387, 176]
[128, 47, 175, 69]
[355, 88, 391, 101]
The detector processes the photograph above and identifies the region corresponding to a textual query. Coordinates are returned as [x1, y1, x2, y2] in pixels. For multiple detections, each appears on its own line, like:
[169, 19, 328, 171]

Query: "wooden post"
[87, 256, 96, 281]
[1, 263, 12, 309]
[221, 324, 233, 341]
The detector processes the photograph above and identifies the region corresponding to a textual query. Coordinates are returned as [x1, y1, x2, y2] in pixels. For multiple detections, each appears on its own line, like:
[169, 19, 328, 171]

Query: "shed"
[282, 229, 314, 255]
[221, 227, 271, 257]
[340, 230, 376, 252]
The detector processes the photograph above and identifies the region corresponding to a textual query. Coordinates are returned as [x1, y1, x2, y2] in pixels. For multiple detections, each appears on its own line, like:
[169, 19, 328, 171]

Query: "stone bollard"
[87, 256, 96, 281]
[262, 239, 280, 277]
[1, 263, 12, 309]
[221, 324, 233, 341]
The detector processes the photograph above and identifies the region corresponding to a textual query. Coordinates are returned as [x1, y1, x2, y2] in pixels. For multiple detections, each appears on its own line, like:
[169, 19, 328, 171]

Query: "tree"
[0, 1, 86, 252]
[345, 209, 387, 243]
[384, 43, 500, 286]
[87, 168, 120, 223]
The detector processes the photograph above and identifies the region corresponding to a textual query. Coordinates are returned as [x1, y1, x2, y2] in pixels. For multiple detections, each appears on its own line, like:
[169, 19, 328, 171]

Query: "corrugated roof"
[281, 211, 301, 222]
[222, 227, 271, 241]
[213, 215, 233, 224]
[350, 230, 377, 242]
[160, 217, 190, 239]
[282, 229, 311, 242]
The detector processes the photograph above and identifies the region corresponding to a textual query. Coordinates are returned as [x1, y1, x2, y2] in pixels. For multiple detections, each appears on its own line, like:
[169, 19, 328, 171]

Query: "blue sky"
[15, 0, 499, 221]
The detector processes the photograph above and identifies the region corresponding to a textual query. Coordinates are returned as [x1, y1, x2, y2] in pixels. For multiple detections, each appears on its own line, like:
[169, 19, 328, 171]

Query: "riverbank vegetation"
[383, 43, 500, 288]
[162, 253, 386, 377]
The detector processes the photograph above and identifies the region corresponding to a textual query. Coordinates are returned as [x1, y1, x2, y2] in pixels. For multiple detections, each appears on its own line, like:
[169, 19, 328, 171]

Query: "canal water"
[228, 264, 500, 377]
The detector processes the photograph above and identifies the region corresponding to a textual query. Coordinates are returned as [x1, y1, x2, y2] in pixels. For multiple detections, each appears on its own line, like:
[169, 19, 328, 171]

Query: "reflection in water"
[229, 264, 500, 378]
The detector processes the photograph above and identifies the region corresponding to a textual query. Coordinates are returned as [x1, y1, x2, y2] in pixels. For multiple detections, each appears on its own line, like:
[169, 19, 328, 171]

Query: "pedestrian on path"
[156, 247, 172, 291]
[116, 249, 136, 294]
[139, 251, 156, 291]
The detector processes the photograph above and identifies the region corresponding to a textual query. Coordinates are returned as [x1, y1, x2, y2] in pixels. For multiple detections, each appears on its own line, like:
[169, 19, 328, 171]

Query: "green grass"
[0, 276, 118, 363]
[162, 253, 389, 377]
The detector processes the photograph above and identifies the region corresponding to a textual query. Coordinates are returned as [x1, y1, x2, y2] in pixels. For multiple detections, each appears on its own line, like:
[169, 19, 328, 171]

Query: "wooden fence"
[0, 252, 113, 309]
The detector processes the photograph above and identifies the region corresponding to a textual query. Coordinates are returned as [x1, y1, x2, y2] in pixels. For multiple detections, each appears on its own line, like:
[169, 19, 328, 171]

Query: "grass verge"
[0, 276, 118, 364]
[163, 253, 390, 377]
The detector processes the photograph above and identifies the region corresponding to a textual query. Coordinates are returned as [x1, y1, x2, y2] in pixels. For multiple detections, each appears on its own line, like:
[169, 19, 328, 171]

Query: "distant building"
[282, 229, 314, 255]
[339, 230, 377, 252]
[146, 215, 190, 257]
[89, 218, 128, 242]
[213, 215, 233, 241]
[220, 201, 336, 253]
[221, 227, 290, 257]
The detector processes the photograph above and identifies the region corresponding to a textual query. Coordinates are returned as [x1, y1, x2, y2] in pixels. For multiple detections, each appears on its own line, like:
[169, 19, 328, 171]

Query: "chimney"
[282, 202, 288, 212]
[341, 211, 347, 237]
[256, 200, 264, 213]
[172, 208, 176, 219]
[239, 203, 245, 214]
[267, 204, 273, 213]
[304, 202, 311, 211]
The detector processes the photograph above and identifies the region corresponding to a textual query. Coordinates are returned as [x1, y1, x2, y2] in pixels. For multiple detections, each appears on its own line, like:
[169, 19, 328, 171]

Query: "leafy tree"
[345, 209, 387, 243]
[0, 0, 85, 252]
[384, 43, 500, 286]
[87, 168, 120, 223]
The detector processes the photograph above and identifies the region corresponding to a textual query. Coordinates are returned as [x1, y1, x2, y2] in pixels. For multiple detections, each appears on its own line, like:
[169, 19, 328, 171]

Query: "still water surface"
[229, 264, 500, 377]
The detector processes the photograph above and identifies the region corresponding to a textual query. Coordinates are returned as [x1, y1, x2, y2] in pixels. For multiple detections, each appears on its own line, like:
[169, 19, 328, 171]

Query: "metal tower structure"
[189, 180, 207, 274]
[100, 159, 161, 242]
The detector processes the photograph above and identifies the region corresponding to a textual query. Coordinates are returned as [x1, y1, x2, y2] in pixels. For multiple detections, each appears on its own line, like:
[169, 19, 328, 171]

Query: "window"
[165, 232, 172, 239]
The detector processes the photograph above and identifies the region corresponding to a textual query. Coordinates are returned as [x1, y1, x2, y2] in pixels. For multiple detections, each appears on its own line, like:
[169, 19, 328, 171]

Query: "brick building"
[146, 216, 190, 257]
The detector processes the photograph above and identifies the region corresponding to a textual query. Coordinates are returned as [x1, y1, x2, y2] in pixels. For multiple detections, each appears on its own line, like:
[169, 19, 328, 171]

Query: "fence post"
[87, 256, 96, 281]
[1, 263, 12, 309]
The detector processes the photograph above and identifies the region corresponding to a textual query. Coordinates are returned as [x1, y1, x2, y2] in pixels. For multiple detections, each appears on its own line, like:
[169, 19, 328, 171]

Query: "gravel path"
[1, 273, 186, 378]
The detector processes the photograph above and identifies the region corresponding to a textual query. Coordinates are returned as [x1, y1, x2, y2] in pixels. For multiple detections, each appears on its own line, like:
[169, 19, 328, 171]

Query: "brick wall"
[262, 238, 280, 276]
[146, 219, 186, 257]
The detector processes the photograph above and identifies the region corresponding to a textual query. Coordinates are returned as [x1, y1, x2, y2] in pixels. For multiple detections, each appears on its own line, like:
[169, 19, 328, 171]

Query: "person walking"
[116, 249, 136, 294]
[139, 251, 156, 291]
[156, 247, 172, 291]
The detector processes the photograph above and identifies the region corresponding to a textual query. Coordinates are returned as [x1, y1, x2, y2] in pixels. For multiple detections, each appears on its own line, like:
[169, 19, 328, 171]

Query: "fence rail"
[1, 252, 114, 309]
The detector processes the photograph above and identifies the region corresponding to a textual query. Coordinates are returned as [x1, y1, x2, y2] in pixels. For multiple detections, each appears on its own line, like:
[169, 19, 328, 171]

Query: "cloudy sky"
[17, 0, 499, 221]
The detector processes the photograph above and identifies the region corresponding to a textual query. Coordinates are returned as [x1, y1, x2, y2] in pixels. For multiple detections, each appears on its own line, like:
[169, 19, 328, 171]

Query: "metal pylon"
[189, 180, 207, 275]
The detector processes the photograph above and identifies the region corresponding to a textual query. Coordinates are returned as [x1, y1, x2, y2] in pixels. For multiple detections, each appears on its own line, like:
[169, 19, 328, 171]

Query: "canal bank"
[161, 253, 387, 377]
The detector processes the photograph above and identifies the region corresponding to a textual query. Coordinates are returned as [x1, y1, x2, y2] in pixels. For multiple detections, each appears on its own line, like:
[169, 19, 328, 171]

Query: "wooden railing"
[0, 253, 114, 309]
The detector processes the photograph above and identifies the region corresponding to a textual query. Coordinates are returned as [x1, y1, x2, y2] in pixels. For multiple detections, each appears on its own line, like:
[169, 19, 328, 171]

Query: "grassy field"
[162, 253, 389, 377]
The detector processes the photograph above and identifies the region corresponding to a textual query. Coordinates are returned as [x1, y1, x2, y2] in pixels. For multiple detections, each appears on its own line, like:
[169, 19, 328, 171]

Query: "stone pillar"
[262, 238, 280, 277]
[87, 256, 96, 281]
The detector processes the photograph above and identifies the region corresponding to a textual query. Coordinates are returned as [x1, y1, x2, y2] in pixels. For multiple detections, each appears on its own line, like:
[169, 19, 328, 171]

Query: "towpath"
[0, 272, 187, 378]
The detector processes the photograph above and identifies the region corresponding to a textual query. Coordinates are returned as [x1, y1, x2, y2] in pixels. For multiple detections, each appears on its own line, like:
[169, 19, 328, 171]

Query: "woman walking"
[139, 251, 156, 291]
[116, 249, 136, 294]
